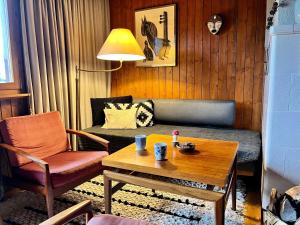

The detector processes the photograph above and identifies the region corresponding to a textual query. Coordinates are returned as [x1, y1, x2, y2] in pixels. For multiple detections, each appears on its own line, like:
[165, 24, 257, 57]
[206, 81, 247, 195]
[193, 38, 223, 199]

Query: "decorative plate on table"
[176, 142, 195, 152]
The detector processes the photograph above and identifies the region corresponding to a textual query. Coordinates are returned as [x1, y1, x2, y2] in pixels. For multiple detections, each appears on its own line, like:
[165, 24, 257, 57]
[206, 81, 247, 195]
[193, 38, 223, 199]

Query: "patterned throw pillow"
[104, 100, 154, 127]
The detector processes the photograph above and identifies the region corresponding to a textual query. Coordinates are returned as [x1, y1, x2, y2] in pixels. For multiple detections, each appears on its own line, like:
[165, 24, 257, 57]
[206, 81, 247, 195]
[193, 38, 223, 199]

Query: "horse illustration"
[141, 15, 170, 59]
[141, 16, 157, 51]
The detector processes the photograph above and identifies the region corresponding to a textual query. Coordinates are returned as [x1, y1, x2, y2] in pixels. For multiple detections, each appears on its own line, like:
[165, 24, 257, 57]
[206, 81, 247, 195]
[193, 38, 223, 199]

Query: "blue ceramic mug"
[154, 142, 167, 160]
[135, 135, 146, 151]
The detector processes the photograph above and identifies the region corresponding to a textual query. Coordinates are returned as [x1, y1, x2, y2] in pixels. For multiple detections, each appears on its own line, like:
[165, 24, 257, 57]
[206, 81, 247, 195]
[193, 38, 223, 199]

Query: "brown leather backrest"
[0, 111, 69, 167]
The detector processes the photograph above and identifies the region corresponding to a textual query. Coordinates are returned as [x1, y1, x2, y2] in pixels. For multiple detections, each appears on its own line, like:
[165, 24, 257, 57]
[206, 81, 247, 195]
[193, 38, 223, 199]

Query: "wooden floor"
[243, 177, 262, 225]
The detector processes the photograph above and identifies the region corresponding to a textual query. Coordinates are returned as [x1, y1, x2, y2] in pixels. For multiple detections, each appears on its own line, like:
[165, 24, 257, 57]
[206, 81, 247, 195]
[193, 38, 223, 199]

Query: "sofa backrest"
[0, 111, 69, 167]
[134, 99, 236, 127]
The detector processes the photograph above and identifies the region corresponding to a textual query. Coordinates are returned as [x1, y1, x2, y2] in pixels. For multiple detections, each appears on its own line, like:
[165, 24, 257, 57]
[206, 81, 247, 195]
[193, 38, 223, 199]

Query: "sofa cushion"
[105, 100, 154, 127]
[88, 215, 156, 225]
[134, 99, 236, 127]
[102, 108, 138, 129]
[82, 124, 261, 164]
[13, 151, 108, 188]
[0, 112, 69, 167]
[91, 95, 133, 126]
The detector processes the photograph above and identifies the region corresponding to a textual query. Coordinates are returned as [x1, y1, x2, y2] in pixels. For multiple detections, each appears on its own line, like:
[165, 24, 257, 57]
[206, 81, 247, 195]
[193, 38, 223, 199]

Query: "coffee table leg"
[104, 174, 112, 214]
[215, 196, 225, 225]
[232, 159, 237, 211]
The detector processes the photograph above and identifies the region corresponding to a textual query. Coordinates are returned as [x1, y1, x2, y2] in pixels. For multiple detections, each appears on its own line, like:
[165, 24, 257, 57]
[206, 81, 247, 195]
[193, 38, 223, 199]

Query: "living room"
[0, 0, 299, 224]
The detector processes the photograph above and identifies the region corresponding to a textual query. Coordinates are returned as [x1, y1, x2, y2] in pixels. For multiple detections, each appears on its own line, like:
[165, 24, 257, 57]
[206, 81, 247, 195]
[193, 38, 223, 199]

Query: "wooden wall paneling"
[210, 0, 220, 100]
[234, 0, 248, 128]
[159, 66, 166, 99]
[11, 99, 20, 117]
[217, 0, 229, 100]
[186, 0, 195, 99]
[202, 0, 211, 99]
[109, 0, 266, 131]
[165, 66, 173, 98]
[194, 0, 203, 99]
[0, 100, 12, 119]
[252, 0, 266, 131]
[243, 0, 257, 129]
[226, 0, 237, 101]
[147, 67, 154, 98]
[178, 0, 187, 99]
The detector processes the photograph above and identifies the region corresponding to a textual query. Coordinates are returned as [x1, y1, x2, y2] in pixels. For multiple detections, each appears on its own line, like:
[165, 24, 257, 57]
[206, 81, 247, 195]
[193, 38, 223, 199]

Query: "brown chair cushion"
[87, 215, 156, 225]
[13, 151, 108, 188]
[0, 112, 69, 167]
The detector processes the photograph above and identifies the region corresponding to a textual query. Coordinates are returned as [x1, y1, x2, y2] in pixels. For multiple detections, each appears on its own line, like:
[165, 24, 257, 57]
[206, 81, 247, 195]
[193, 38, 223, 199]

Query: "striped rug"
[2, 175, 246, 225]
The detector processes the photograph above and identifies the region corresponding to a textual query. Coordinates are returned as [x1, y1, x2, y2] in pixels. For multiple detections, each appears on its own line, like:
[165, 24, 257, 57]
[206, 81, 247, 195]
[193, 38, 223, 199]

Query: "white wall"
[265, 0, 296, 47]
[277, 0, 296, 24]
[262, 0, 300, 208]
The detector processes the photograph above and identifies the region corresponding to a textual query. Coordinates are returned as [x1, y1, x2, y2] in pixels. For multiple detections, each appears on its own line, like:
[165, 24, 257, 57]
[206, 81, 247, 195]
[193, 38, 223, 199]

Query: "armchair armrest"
[0, 143, 49, 172]
[39, 200, 93, 225]
[66, 129, 109, 150]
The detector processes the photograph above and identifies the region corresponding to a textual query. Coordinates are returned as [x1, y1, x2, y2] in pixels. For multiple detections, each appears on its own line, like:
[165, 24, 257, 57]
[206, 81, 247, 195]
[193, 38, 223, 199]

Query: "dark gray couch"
[79, 99, 261, 176]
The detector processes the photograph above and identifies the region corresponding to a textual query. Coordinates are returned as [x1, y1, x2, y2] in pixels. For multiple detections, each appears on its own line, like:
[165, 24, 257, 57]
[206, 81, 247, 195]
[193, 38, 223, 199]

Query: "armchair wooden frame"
[39, 200, 93, 225]
[0, 129, 109, 218]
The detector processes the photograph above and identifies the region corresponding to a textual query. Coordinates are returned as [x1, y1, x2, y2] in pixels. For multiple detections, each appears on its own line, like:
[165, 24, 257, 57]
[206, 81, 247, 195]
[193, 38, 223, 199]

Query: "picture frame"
[135, 4, 176, 67]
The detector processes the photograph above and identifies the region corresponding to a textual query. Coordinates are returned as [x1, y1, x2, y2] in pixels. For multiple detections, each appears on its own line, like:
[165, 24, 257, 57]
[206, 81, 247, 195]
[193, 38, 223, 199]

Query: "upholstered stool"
[39, 200, 156, 225]
[88, 214, 154, 225]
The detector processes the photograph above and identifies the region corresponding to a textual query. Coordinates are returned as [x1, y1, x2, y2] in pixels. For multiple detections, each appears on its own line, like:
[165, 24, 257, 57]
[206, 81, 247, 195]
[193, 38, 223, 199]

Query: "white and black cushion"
[104, 100, 154, 127]
[90, 95, 132, 126]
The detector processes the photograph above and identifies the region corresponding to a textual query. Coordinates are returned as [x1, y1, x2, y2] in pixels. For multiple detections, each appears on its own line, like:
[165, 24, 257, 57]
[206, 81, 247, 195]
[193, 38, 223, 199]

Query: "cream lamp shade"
[97, 28, 145, 61]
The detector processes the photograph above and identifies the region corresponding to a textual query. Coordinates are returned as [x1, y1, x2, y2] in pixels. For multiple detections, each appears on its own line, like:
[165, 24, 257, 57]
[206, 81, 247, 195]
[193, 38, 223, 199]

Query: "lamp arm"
[76, 60, 123, 73]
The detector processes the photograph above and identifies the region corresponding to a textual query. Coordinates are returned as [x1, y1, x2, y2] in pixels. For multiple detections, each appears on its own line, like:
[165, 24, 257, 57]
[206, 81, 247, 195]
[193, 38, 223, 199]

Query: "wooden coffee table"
[102, 134, 238, 225]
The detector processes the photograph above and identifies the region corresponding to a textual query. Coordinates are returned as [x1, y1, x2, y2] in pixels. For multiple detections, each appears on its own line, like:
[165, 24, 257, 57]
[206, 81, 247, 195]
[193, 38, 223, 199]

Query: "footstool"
[39, 200, 156, 225]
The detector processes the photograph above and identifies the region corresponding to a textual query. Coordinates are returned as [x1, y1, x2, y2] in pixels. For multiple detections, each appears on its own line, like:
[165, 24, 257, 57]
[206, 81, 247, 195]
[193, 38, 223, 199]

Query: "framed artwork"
[135, 4, 176, 67]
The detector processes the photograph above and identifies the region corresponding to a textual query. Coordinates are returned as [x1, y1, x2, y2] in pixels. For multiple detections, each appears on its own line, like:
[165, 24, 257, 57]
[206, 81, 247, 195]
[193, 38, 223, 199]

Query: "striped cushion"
[104, 100, 154, 127]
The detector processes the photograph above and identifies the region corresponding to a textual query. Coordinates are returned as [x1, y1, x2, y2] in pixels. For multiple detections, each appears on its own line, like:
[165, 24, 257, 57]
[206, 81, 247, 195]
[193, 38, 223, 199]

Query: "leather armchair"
[0, 111, 109, 217]
[39, 200, 156, 225]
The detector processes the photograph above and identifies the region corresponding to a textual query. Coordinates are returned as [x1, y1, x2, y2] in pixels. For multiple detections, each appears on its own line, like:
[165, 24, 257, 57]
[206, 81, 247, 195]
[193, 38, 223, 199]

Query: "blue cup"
[154, 142, 167, 161]
[135, 135, 146, 151]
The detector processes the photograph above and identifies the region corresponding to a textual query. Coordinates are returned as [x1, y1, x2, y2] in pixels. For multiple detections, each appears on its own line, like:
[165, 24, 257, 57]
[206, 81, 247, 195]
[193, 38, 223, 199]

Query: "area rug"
[2, 175, 246, 225]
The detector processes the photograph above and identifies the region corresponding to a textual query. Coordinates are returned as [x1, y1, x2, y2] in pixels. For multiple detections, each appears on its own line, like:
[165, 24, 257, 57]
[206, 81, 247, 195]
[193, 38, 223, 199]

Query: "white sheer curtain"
[20, 0, 110, 130]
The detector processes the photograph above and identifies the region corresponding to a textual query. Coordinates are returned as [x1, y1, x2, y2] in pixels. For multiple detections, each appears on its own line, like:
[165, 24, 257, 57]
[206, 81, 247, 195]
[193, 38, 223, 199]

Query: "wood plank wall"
[0, 0, 29, 120]
[109, 0, 266, 131]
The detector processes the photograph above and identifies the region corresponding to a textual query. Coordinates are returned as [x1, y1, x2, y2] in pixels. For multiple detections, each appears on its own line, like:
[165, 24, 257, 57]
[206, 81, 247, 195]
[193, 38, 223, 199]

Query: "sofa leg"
[45, 194, 54, 218]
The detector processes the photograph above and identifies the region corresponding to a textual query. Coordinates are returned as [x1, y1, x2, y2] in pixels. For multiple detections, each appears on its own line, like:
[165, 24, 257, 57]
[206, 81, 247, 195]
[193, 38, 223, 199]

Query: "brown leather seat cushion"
[87, 215, 156, 225]
[14, 151, 108, 188]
